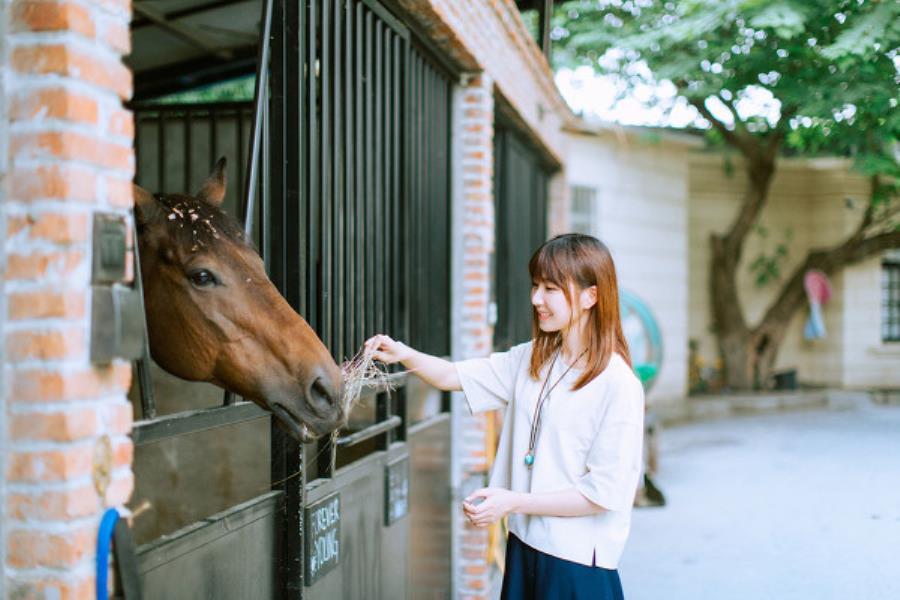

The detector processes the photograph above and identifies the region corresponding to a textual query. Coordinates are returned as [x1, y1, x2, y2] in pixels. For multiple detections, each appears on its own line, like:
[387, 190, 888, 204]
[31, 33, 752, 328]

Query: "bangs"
[528, 240, 575, 288]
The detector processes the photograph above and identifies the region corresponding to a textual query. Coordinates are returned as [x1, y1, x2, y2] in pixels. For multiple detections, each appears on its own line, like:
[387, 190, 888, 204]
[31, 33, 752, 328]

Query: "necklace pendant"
[524, 453, 535, 467]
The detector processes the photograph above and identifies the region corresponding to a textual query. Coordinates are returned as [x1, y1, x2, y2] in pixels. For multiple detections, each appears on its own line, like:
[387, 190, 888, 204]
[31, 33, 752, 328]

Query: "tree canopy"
[553, 0, 899, 204]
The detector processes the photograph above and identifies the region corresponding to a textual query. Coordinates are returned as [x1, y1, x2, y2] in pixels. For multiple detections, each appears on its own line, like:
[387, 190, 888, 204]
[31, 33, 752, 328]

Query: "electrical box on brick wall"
[90, 212, 145, 363]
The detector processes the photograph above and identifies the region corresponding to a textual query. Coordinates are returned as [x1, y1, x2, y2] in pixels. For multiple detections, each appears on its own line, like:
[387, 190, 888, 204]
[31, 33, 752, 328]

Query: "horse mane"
[144, 193, 255, 254]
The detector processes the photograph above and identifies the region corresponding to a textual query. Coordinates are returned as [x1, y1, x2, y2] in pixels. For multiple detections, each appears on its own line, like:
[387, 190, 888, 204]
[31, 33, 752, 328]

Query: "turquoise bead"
[524, 453, 534, 467]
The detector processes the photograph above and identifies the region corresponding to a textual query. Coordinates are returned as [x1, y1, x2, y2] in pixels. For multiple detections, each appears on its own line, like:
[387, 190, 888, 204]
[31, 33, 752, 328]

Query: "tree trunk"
[709, 157, 776, 390]
[710, 235, 755, 389]
[711, 171, 900, 390]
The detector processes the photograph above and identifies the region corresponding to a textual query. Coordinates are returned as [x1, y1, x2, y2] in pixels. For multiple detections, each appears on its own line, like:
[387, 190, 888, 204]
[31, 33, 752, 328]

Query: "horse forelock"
[150, 193, 255, 255]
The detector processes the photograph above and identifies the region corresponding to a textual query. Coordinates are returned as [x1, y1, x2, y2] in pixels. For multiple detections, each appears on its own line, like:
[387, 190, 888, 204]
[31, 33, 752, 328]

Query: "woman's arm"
[365, 334, 461, 391]
[515, 488, 606, 517]
[462, 487, 606, 527]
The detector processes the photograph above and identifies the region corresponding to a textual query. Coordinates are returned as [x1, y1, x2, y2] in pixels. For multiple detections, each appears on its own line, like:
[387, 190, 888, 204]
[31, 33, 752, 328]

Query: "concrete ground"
[619, 401, 900, 599]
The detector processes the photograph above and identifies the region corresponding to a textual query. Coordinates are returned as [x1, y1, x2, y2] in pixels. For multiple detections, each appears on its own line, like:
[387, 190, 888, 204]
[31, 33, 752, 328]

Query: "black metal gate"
[493, 120, 552, 350]
[129, 0, 453, 598]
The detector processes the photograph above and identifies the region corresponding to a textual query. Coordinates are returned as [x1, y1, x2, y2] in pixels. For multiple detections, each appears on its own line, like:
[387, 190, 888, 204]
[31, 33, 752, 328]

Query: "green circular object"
[619, 290, 664, 393]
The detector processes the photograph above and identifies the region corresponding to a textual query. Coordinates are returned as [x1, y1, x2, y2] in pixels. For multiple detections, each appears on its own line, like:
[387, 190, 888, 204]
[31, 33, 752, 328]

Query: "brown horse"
[134, 158, 345, 441]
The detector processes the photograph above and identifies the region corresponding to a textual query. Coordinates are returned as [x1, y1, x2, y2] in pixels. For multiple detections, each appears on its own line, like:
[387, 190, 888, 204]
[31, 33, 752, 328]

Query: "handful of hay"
[340, 343, 399, 414]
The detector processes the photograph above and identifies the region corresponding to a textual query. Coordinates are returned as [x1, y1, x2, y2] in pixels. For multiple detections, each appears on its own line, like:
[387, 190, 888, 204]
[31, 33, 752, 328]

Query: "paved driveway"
[620, 402, 900, 600]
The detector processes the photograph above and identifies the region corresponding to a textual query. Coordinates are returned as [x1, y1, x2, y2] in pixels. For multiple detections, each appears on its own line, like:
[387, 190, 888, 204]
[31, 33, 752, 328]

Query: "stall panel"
[137, 492, 281, 600]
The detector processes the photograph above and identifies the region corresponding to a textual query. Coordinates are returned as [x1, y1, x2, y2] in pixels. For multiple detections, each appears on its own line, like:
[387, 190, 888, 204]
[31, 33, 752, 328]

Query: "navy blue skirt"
[500, 534, 625, 600]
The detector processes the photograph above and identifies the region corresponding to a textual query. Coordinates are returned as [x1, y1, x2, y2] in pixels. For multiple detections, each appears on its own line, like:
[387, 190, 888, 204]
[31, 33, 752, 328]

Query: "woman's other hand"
[364, 334, 411, 365]
[462, 488, 522, 528]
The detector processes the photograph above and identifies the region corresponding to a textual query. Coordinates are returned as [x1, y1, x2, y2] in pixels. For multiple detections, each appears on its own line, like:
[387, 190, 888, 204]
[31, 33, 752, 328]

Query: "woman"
[366, 233, 643, 599]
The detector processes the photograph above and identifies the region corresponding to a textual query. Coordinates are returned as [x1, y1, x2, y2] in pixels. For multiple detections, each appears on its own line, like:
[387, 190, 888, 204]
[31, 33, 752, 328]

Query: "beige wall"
[688, 154, 900, 389]
[565, 129, 697, 405]
[566, 130, 899, 397]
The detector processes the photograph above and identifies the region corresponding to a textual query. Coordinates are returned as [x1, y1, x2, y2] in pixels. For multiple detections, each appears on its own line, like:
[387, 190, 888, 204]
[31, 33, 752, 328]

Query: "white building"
[564, 121, 900, 408]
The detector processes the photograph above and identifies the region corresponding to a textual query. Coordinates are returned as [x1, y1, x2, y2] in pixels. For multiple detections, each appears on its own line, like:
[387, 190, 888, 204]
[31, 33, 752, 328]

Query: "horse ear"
[133, 184, 163, 223]
[197, 157, 227, 207]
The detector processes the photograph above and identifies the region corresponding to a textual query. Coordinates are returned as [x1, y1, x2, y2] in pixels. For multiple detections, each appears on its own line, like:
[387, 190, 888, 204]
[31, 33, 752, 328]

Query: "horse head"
[133, 158, 345, 442]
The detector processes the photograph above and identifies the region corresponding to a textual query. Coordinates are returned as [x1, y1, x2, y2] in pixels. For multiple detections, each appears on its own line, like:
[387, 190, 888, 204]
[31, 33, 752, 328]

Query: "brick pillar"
[2, 0, 135, 597]
[451, 73, 495, 599]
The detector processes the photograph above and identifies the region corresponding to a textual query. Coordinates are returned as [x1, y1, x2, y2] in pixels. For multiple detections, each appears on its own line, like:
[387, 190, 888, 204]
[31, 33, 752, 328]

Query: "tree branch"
[688, 96, 756, 157]
[755, 228, 900, 337]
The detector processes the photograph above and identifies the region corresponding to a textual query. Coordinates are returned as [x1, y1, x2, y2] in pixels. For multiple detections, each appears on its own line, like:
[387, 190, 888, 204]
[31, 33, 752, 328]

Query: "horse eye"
[188, 269, 218, 288]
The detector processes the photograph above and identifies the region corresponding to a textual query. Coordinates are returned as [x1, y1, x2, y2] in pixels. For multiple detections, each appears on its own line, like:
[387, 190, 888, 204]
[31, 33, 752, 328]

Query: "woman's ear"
[581, 285, 598, 310]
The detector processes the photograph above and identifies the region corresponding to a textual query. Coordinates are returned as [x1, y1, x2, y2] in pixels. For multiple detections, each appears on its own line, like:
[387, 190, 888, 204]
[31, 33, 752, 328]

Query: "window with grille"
[883, 250, 900, 342]
[570, 185, 598, 236]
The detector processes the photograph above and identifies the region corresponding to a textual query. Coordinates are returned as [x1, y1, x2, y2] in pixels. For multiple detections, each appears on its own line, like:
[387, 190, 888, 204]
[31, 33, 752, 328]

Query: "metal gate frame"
[129, 0, 455, 597]
[492, 116, 554, 351]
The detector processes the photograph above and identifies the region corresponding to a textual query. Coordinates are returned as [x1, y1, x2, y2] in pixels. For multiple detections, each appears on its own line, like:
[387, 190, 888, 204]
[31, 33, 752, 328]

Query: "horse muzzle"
[270, 402, 328, 443]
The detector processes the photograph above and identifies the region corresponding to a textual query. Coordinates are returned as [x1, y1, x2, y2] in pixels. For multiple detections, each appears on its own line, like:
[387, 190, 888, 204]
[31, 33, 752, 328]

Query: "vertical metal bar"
[261, 86, 271, 271]
[132, 218, 156, 420]
[364, 9, 374, 339]
[236, 108, 245, 204]
[401, 38, 411, 347]
[442, 69, 452, 356]
[270, 0, 304, 594]
[405, 50, 415, 348]
[314, 0, 335, 480]
[183, 112, 191, 191]
[157, 112, 166, 193]
[381, 28, 392, 445]
[384, 32, 393, 342]
[243, 0, 273, 236]
[373, 29, 391, 450]
[305, 0, 318, 326]
[333, 0, 344, 365]
[320, 0, 332, 353]
[344, 0, 355, 356]
[373, 20, 383, 335]
[209, 107, 218, 168]
[354, 2, 364, 352]
[391, 33, 404, 443]
[415, 54, 425, 348]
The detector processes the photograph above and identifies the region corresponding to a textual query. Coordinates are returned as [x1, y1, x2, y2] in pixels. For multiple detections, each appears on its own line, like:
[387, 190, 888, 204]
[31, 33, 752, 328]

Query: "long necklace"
[524, 347, 588, 468]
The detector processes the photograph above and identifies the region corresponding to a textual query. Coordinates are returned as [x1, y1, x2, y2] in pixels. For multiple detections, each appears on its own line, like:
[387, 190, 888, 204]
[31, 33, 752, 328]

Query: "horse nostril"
[308, 376, 337, 415]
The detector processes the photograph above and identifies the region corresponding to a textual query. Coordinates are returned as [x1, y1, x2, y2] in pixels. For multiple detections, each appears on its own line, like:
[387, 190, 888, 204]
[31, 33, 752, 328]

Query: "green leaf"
[822, 3, 900, 59]
[749, 1, 810, 38]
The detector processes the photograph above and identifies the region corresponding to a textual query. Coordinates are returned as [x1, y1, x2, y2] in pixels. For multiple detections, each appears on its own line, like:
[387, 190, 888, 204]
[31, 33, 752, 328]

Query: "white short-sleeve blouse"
[455, 340, 644, 569]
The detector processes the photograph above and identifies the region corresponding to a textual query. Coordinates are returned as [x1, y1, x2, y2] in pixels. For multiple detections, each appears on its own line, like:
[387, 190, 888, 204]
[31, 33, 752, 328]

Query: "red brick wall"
[452, 73, 496, 599]
[3, 0, 135, 596]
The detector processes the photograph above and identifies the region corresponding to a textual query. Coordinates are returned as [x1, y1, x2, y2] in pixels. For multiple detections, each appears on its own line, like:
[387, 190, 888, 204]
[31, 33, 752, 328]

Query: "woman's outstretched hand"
[364, 334, 412, 365]
[365, 335, 461, 392]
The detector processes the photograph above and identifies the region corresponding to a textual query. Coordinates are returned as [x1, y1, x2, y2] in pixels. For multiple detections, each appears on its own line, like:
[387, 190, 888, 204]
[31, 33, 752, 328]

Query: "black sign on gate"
[384, 456, 410, 526]
[304, 493, 341, 585]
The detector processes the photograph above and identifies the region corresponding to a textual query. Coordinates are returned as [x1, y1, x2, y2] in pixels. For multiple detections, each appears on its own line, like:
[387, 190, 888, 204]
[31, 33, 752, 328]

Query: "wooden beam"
[133, 1, 233, 61]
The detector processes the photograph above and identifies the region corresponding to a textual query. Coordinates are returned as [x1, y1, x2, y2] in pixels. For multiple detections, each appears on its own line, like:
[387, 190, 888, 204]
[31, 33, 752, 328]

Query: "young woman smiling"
[366, 233, 643, 599]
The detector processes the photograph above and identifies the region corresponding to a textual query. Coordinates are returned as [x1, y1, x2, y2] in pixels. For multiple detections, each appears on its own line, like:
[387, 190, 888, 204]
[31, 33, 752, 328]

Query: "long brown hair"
[528, 233, 631, 390]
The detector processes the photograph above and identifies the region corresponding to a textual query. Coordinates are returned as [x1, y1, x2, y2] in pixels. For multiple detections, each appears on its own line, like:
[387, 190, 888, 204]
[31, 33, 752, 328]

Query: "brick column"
[451, 73, 496, 600]
[3, 0, 134, 596]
